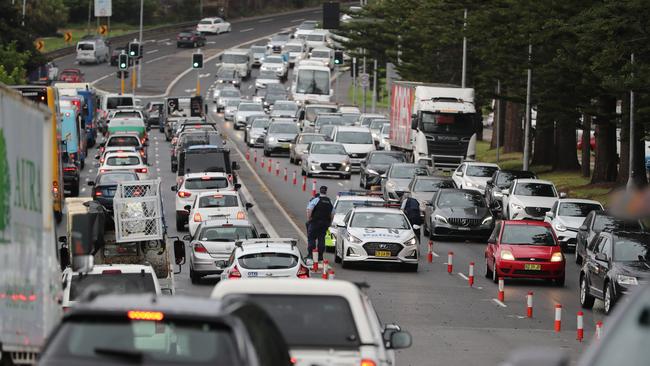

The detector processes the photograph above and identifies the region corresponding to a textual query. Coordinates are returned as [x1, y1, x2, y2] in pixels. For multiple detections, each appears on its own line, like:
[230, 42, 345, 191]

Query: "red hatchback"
[485, 220, 565, 286]
[58, 68, 84, 82]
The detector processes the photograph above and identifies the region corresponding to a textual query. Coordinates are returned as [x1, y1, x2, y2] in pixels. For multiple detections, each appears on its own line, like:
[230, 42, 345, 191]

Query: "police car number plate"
[248, 271, 258, 277]
[524, 264, 541, 271]
[375, 250, 391, 257]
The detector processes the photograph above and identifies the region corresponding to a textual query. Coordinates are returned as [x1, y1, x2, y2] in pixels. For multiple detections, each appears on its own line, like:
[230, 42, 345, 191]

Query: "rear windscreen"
[238, 253, 298, 270]
[106, 156, 140, 166]
[70, 273, 155, 300]
[198, 195, 239, 208]
[185, 178, 229, 190]
[107, 97, 134, 109]
[180, 151, 230, 176]
[77, 43, 94, 51]
[107, 136, 140, 147]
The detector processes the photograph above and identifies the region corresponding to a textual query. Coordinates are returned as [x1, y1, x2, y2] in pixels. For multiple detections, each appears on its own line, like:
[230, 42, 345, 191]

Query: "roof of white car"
[465, 161, 500, 168]
[103, 151, 141, 158]
[212, 278, 362, 297]
[311, 47, 331, 52]
[514, 178, 555, 185]
[183, 172, 229, 180]
[195, 190, 240, 198]
[339, 106, 361, 114]
[285, 40, 305, 46]
[224, 48, 249, 55]
[335, 126, 371, 133]
[68, 264, 155, 275]
[234, 242, 300, 256]
[200, 17, 224, 21]
[197, 218, 252, 228]
[557, 198, 603, 205]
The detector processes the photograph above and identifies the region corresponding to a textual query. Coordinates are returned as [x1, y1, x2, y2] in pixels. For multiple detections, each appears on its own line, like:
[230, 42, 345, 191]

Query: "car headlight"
[500, 250, 515, 261]
[481, 216, 493, 225]
[268, 136, 276, 142]
[434, 215, 448, 224]
[494, 191, 503, 198]
[511, 203, 523, 211]
[345, 232, 362, 244]
[617, 274, 638, 286]
[367, 169, 379, 175]
[341, 161, 348, 167]
[550, 252, 564, 262]
[465, 181, 475, 188]
[554, 222, 567, 232]
[386, 181, 396, 189]
[301, 150, 308, 154]
[404, 237, 417, 246]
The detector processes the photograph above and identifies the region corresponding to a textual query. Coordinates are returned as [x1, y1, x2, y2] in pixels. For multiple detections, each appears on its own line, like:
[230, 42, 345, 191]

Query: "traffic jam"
[2, 4, 650, 366]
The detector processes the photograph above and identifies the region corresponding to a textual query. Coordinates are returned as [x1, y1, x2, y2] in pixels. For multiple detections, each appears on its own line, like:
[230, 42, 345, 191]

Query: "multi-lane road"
[56, 8, 606, 365]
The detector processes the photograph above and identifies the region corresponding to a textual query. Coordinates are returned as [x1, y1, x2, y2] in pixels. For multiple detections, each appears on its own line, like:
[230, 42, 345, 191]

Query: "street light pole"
[21, 0, 26, 26]
[137, 0, 144, 89]
[523, 42, 532, 171]
[627, 53, 635, 189]
[461, 9, 467, 88]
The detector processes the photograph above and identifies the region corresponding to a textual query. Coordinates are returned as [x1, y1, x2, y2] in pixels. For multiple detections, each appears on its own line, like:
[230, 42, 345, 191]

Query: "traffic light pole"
[121, 73, 125, 94]
[335, 65, 339, 103]
[131, 63, 137, 94]
[196, 70, 201, 96]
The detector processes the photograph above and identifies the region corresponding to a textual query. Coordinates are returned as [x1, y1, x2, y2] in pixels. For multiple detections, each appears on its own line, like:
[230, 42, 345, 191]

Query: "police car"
[327, 191, 385, 251]
[334, 207, 419, 271]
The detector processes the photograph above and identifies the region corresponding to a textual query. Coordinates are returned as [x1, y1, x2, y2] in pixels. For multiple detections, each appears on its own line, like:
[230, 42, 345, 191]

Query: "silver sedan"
[301, 141, 351, 179]
[290, 133, 327, 164]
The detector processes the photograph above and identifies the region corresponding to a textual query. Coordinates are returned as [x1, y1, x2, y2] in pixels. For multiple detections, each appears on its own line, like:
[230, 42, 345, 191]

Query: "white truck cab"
[219, 48, 253, 79]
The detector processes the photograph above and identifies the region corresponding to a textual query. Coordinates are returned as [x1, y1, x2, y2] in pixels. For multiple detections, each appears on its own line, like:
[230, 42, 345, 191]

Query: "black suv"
[39, 294, 292, 366]
[575, 210, 644, 265]
[579, 231, 650, 314]
[484, 169, 536, 211]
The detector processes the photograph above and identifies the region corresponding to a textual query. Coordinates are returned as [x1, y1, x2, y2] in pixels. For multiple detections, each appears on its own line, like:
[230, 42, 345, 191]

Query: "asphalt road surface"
[57, 8, 607, 365]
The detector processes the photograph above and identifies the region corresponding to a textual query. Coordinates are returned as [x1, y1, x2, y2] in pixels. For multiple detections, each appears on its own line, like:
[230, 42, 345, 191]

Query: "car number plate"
[248, 271, 258, 277]
[457, 226, 471, 231]
[324, 165, 337, 170]
[524, 264, 541, 271]
[375, 250, 391, 257]
[281, 143, 290, 148]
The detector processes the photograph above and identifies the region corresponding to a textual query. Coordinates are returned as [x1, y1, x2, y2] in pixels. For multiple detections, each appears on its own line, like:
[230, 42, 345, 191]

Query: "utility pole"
[352, 57, 357, 105]
[362, 56, 367, 113]
[371, 59, 377, 113]
[496, 80, 501, 164]
[523, 43, 532, 171]
[137, 0, 144, 89]
[627, 53, 635, 189]
[87, 0, 92, 35]
[21, 0, 26, 26]
[461, 9, 467, 88]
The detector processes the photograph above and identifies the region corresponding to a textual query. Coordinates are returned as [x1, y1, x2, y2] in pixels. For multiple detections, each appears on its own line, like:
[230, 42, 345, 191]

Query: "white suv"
[452, 162, 500, 193]
[502, 179, 564, 220]
[211, 279, 412, 366]
[172, 172, 235, 231]
[331, 126, 376, 170]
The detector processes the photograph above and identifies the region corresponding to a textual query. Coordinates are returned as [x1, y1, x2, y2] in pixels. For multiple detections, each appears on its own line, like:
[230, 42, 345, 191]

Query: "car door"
[576, 211, 593, 255]
[502, 181, 514, 218]
[337, 211, 353, 254]
[590, 235, 611, 296]
[486, 222, 502, 269]
[452, 164, 465, 188]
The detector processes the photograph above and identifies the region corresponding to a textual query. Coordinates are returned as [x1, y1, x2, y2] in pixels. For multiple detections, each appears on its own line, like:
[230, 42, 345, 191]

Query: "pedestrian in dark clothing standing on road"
[306, 186, 334, 264]
[401, 191, 422, 241]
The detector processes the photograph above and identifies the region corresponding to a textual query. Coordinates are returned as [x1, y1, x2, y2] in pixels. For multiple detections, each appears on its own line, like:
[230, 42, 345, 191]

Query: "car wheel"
[70, 183, 80, 197]
[171, 163, 177, 173]
[485, 257, 492, 278]
[176, 215, 185, 231]
[359, 174, 365, 188]
[491, 259, 498, 283]
[604, 282, 616, 314]
[579, 274, 595, 309]
[301, 169, 306, 176]
[575, 251, 583, 265]
[289, 155, 295, 164]
[190, 268, 200, 284]
[334, 242, 342, 263]
[177, 43, 181, 48]
[263, 148, 270, 157]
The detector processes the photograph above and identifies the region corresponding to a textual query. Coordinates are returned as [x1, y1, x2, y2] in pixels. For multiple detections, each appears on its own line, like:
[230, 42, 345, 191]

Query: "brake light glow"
[194, 243, 208, 253]
[193, 213, 202, 222]
[127, 310, 164, 321]
[178, 191, 192, 198]
[228, 174, 233, 181]
[100, 169, 107, 173]
[63, 167, 77, 172]
[201, 176, 212, 180]
[236, 211, 245, 220]
[297, 265, 309, 279]
[135, 168, 148, 173]
[94, 190, 103, 197]
[102, 270, 122, 274]
[360, 360, 377, 366]
[228, 265, 242, 279]
[213, 194, 223, 198]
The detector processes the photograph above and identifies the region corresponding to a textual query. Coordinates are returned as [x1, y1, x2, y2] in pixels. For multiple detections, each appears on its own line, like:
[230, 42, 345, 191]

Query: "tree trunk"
[503, 101, 523, 153]
[531, 111, 554, 166]
[490, 97, 506, 150]
[632, 119, 648, 187]
[553, 117, 580, 171]
[617, 114, 630, 185]
[581, 115, 591, 178]
[591, 97, 618, 184]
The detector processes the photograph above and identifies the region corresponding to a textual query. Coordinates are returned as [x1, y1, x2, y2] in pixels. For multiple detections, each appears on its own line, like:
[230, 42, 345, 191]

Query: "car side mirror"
[595, 252, 608, 262]
[259, 233, 270, 238]
[387, 331, 412, 350]
[337, 223, 346, 228]
[579, 225, 588, 231]
[171, 185, 177, 192]
[182, 234, 192, 241]
[234, 183, 242, 190]
[87, 181, 95, 186]
[501, 189, 509, 196]
[486, 179, 493, 185]
[161, 288, 173, 296]
[545, 211, 554, 219]
[184, 205, 191, 212]
[454, 171, 463, 177]
[410, 114, 418, 130]
[245, 202, 254, 210]
[174, 240, 186, 265]
[412, 224, 420, 230]
[559, 192, 567, 199]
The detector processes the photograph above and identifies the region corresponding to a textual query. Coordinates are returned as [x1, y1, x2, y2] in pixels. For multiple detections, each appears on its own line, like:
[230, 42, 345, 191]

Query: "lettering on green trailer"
[0, 129, 10, 242]
[14, 158, 42, 213]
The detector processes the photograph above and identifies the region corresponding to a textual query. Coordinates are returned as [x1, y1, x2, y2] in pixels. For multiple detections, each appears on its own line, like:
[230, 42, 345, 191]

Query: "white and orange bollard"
[595, 321, 603, 340]
[292, 171, 297, 185]
[468, 262, 475, 287]
[526, 291, 533, 318]
[576, 311, 584, 342]
[268, 159, 273, 173]
[261, 158, 265, 169]
[284, 167, 288, 182]
[246, 149, 250, 161]
[253, 150, 257, 164]
[328, 268, 335, 280]
[311, 179, 317, 196]
[322, 259, 329, 279]
[447, 251, 453, 273]
[498, 277, 505, 302]
[275, 161, 280, 176]
[427, 240, 433, 263]
[311, 249, 318, 272]
[302, 176, 307, 192]
[554, 304, 562, 332]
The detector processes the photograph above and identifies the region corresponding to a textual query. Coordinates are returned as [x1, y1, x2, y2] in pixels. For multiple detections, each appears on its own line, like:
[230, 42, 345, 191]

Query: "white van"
[291, 60, 332, 103]
[305, 30, 329, 51]
[76, 39, 110, 64]
[219, 48, 253, 79]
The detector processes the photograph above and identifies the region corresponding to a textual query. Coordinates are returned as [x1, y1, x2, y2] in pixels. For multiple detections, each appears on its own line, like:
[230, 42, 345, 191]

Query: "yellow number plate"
[524, 264, 541, 270]
[375, 250, 391, 257]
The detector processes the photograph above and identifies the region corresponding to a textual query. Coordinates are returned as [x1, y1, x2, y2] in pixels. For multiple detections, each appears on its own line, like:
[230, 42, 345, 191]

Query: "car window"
[184, 177, 229, 190]
[264, 56, 283, 64]
[107, 136, 140, 147]
[495, 171, 536, 187]
[466, 165, 498, 177]
[335, 131, 373, 144]
[268, 123, 298, 134]
[77, 43, 94, 51]
[390, 165, 430, 179]
[588, 235, 603, 252]
[437, 191, 486, 208]
[238, 252, 298, 269]
[600, 237, 612, 258]
[350, 212, 410, 229]
[593, 215, 642, 233]
[558, 202, 602, 217]
[613, 237, 650, 261]
[198, 195, 239, 208]
[513, 183, 556, 197]
[311, 143, 346, 155]
[199, 226, 256, 241]
[368, 153, 405, 164]
[97, 173, 137, 185]
[106, 156, 140, 166]
[239, 104, 263, 112]
[70, 273, 156, 300]
[500, 224, 556, 246]
[489, 222, 502, 243]
[311, 50, 330, 58]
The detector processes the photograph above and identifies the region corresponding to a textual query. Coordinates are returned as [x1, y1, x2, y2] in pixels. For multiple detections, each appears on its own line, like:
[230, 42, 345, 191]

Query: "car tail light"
[94, 190, 102, 197]
[63, 167, 77, 172]
[236, 211, 245, 220]
[177, 191, 192, 198]
[171, 137, 177, 145]
[100, 147, 105, 153]
[297, 265, 309, 279]
[135, 168, 148, 173]
[228, 174, 233, 182]
[360, 360, 377, 366]
[100, 169, 107, 173]
[193, 213, 202, 222]
[193, 243, 208, 253]
[228, 265, 242, 279]
[102, 269, 122, 274]
[127, 310, 164, 321]
[176, 36, 181, 40]
[139, 150, 145, 157]
[62, 306, 71, 313]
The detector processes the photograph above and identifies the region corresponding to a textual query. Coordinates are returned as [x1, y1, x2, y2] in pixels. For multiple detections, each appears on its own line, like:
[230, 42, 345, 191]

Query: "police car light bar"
[337, 189, 376, 197]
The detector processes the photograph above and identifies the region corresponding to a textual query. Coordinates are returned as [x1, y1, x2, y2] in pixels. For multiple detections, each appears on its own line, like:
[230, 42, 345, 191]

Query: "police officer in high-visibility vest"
[306, 186, 334, 263]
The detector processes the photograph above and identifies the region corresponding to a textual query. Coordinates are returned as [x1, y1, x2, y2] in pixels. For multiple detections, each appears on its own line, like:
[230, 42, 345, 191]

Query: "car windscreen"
[241, 295, 360, 348]
[381, 124, 391, 134]
[44, 319, 240, 365]
[274, 102, 297, 111]
[216, 69, 237, 78]
[370, 119, 388, 130]
[264, 56, 283, 64]
[299, 134, 326, 144]
[593, 216, 642, 233]
[70, 273, 155, 300]
[613, 237, 650, 261]
[413, 179, 455, 192]
[106, 156, 140, 166]
[514, 183, 556, 197]
[114, 112, 141, 118]
[437, 191, 485, 208]
[335, 200, 383, 215]
[501, 224, 556, 246]
[185, 177, 229, 190]
[220, 90, 240, 98]
[311, 50, 330, 58]
[107, 136, 140, 147]
[107, 97, 134, 109]
[268, 123, 298, 134]
[271, 34, 290, 42]
[181, 151, 230, 175]
[199, 226, 256, 241]
[306, 106, 338, 121]
[316, 116, 344, 127]
[258, 70, 278, 79]
[420, 112, 474, 134]
[284, 45, 302, 52]
[306, 34, 325, 41]
[77, 43, 94, 50]
[335, 131, 373, 144]
[341, 114, 360, 125]
[251, 119, 271, 128]
[496, 171, 536, 187]
[296, 70, 330, 95]
[222, 54, 248, 63]
[368, 153, 405, 164]
[466, 165, 499, 177]
[390, 165, 429, 178]
[238, 252, 298, 270]
[180, 134, 221, 148]
[226, 99, 242, 107]
[558, 203, 602, 217]
[311, 143, 346, 155]
[238, 104, 263, 112]
[251, 46, 266, 53]
[350, 212, 410, 229]
[98, 173, 138, 185]
[198, 195, 239, 208]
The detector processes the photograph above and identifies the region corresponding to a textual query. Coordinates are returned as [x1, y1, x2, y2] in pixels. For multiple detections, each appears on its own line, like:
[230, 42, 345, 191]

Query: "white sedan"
[187, 191, 252, 236]
[502, 179, 564, 220]
[544, 198, 603, 252]
[220, 239, 309, 280]
[452, 162, 500, 193]
[196, 17, 231, 34]
[260, 55, 288, 79]
[172, 172, 234, 231]
[99, 151, 148, 179]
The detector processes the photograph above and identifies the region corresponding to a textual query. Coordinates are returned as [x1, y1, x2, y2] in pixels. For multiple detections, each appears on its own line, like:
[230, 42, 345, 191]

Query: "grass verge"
[347, 79, 389, 110]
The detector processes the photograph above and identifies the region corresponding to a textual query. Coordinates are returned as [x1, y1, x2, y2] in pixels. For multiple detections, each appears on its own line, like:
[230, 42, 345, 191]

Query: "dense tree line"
[337, 0, 650, 187]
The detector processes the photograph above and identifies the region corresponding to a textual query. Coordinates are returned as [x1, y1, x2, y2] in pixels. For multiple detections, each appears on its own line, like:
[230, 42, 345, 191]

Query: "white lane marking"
[88, 169, 93, 173]
[81, 187, 86, 192]
[432, 251, 440, 257]
[291, 18, 305, 22]
[146, 49, 159, 54]
[240, 28, 255, 33]
[259, 18, 274, 23]
[337, 182, 343, 186]
[146, 55, 171, 64]
[458, 273, 469, 280]
[157, 38, 170, 42]
[144, 40, 157, 44]
[156, 168, 161, 172]
[155, 160, 160, 165]
[207, 41, 216, 44]
[238, 183, 279, 238]
[248, 85, 253, 89]
[199, 73, 211, 78]
[155, 153, 160, 157]
[492, 299, 507, 308]
[184, 89, 197, 93]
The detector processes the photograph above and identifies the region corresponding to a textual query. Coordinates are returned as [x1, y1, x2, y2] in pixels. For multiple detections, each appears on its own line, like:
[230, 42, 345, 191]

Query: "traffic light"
[128, 42, 140, 58]
[192, 53, 204, 69]
[118, 54, 129, 70]
[334, 50, 344, 66]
